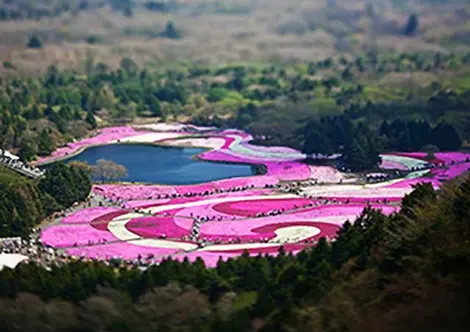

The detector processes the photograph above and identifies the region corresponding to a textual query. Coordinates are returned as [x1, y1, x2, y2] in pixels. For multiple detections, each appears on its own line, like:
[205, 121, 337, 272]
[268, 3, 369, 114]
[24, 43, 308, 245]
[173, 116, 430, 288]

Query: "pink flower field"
[126, 212, 189, 239]
[39, 125, 470, 267]
[36, 127, 147, 164]
[66, 243, 179, 261]
[212, 198, 314, 217]
[62, 207, 122, 224]
[41, 224, 119, 248]
[308, 166, 346, 182]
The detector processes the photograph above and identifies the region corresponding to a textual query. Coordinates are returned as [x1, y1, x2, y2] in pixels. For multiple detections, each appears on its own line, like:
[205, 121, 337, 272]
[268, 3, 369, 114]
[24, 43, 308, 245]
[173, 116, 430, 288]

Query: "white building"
[0, 253, 28, 271]
[0, 149, 19, 160]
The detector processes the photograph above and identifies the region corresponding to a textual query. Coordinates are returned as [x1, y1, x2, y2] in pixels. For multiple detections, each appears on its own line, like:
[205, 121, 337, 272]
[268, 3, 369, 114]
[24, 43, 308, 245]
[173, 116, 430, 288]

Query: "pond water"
[64, 144, 257, 184]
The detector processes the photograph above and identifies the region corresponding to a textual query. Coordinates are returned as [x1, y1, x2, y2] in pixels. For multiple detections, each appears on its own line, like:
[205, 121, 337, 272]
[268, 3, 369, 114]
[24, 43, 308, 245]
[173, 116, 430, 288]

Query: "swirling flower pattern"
[40, 126, 470, 266]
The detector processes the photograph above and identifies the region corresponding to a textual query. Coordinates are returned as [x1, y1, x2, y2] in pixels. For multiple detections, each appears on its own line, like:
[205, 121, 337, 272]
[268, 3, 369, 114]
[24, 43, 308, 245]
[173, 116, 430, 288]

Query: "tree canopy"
[0, 162, 91, 237]
[0, 178, 469, 331]
[26, 34, 43, 49]
[93, 159, 128, 182]
[404, 13, 419, 36]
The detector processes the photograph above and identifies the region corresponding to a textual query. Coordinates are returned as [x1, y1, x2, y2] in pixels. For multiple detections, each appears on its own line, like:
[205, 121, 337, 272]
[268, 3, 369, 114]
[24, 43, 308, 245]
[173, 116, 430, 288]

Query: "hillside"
[0, 1, 469, 330]
[0, 177, 468, 331]
[0, 1, 469, 168]
[0, 163, 91, 237]
[0, 0, 469, 74]
[1, 53, 470, 166]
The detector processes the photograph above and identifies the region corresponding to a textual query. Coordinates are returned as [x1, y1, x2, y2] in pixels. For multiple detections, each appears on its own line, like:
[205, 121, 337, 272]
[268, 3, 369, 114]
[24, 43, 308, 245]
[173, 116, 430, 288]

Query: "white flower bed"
[116, 132, 183, 143]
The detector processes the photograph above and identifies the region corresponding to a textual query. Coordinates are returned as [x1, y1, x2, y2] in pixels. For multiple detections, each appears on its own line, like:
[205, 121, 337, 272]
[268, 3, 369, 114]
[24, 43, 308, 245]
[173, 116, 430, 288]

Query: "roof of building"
[0, 253, 28, 271]
[0, 149, 20, 160]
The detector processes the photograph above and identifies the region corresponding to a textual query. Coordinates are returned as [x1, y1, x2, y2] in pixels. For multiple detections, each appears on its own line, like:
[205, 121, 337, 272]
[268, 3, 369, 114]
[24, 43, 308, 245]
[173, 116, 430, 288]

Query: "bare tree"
[93, 159, 128, 182]
[133, 283, 211, 332]
[68, 160, 93, 177]
[79, 296, 121, 332]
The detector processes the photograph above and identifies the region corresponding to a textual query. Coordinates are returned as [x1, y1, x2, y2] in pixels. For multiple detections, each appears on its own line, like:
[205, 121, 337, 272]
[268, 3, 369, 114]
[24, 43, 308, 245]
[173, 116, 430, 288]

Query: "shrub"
[27, 34, 43, 48]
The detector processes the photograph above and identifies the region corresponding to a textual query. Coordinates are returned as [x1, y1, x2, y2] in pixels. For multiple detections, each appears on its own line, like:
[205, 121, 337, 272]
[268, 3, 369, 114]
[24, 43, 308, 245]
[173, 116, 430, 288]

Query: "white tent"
[0, 149, 19, 160]
[0, 253, 28, 270]
[5, 151, 19, 160]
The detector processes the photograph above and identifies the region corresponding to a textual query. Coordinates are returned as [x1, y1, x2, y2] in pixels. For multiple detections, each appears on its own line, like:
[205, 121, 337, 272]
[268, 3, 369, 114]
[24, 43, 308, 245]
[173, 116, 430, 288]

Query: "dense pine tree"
[404, 13, 419, 36]
[37, 129, 55, 156]
[1, 177, 468, 331]
[85, 111, 97, 129]
[432, 122, 462, 150]
[343, 136, 371, 171]
[26, 34, 43, 48]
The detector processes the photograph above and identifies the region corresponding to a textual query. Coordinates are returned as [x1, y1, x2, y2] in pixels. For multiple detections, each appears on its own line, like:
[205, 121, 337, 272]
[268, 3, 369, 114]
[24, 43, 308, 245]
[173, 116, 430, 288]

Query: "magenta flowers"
[39, 126, 470, 267]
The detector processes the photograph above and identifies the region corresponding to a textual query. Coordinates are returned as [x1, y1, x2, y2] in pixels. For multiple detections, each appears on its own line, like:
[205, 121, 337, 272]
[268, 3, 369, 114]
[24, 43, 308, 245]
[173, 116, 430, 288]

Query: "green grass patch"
[233, 291, 258, 311]
[0, 166, 25, 185]
[363, 85, 402, 102]
[447, 75, 470, 93]
[308, 97, 338, 113]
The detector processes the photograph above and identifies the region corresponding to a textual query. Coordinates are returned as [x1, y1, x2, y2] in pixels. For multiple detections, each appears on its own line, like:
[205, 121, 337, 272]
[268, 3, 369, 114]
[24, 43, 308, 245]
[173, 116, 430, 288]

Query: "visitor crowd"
[8, 157, 467, 270]
[96, 183, 262, 203]
[0, 235, 168, 271]
[0, 233, 67, 269]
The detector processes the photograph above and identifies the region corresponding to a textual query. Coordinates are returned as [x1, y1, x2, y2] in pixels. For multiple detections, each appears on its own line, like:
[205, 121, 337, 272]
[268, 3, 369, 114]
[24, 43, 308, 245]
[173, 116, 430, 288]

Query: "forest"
[0, 1, 469, 331]
[0, 178, 469, 331]
[0, 163, 91, 237]
[1, 52, 470, 171]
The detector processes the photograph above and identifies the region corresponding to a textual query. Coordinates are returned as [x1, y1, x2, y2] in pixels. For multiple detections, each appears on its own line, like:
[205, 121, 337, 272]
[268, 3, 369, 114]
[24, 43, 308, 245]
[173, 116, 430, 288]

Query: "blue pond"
[64, 144, 257, 184]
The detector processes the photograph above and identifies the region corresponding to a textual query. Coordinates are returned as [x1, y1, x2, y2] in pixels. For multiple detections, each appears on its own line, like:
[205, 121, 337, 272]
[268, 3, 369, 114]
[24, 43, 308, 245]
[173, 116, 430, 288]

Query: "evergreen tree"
[404, 13, 419, 36]
[27, 34, 43, 48]
[401, 183, 436, 218]
[146, 95, 162, 117]
[72, 108, 82, 120]
[343, 135, 370, 172]
[379, 120, 390, 136]
[397, 126, 413, 151]
[302, 128, 333, 156]
[37, 129, 55, 156]
[123, 6, 133, 17]
[120, 57, 138, 76]
[85, 111, 97, 129]
[58, 105, 73, 121]
[50, 112, 67, 133]
[409, 121, 431, 150]
[39, 163, 91, 208]
[432, 122, 462, 150]
[341, 66, 353, 80]
[161, 21, 181, 39]
[366, 135, 381, 167]
[31, 105, 42, 119]
[18, 139, 37, 161]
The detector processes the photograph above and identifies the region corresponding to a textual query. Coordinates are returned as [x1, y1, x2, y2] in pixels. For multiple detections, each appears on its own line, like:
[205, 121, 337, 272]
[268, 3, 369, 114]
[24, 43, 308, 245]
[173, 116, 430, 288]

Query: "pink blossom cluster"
[308, 166, 345, 182]
[39, 190, 401, 266]
[37, 126, 470, 266]
[126, 213, 189, 239]
[431, 162, 470, 179]
[199, 150, 311, 181]
[36, 127, 146, 164]
[66, 244, 178, 261]
[62, 207, 122, 224]
[42, 193, 398, 264]
[41, 224, 118, 248]
[93, 184, 177, 200]
[212, 198, 314, 217]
